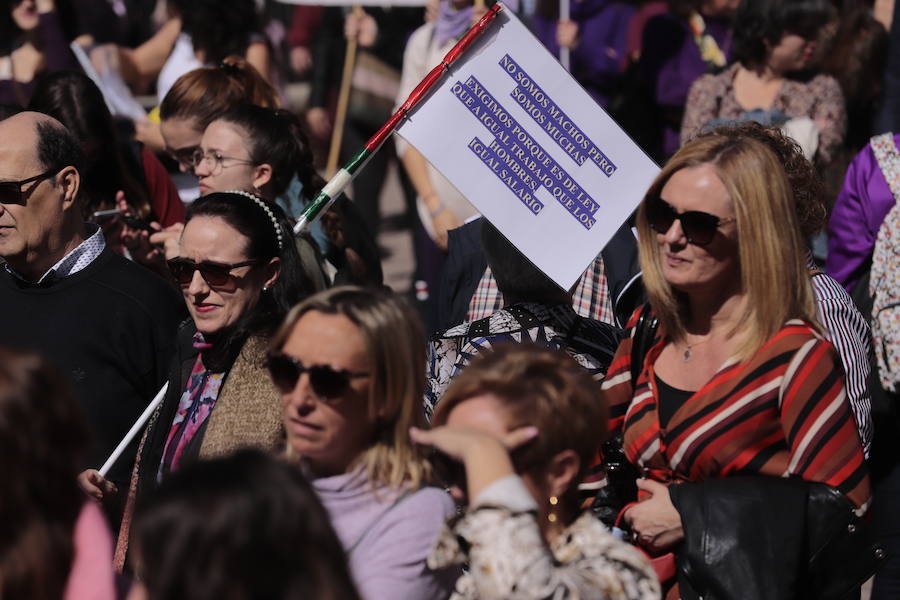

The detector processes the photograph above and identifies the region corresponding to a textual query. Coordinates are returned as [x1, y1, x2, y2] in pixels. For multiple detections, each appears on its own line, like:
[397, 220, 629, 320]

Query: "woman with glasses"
[156, 57, 278, 174]
[414, 343, 660, 599]
[79, 190, 310, 569]
[267, 286, 457, 599]
[601, 134, 872, 597]
[680, 0, 842, 166]
[123, 56, 279, 271]
[193, 103, 382, 286]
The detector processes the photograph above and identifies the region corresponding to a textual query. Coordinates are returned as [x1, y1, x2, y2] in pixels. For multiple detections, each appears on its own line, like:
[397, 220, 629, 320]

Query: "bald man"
[0, 113, 184, 497]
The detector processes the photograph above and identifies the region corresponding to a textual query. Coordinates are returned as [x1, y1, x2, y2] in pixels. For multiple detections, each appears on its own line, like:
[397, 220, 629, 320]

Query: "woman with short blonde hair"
[268, 286, 456, 599]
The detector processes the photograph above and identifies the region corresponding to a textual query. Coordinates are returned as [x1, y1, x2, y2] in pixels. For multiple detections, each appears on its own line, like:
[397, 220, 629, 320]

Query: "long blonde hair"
[636, 134, 818, 361]
[270, 286, 430, 490]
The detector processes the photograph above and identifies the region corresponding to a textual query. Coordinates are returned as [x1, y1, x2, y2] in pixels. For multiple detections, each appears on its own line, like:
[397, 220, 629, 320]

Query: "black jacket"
[669, 476, 884, 600]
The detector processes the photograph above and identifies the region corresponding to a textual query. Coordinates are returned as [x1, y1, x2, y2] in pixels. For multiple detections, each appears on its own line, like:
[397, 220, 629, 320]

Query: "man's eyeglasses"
[0, 167, 62, 205]
[166, 257, 259, 290]
[265, 352, 369, 400]
[191, 149, 256, 173]
[645, 194, 735, 246]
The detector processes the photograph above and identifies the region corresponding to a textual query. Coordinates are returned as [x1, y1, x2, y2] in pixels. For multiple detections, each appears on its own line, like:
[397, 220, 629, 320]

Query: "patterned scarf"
[158, 332, 225, 479]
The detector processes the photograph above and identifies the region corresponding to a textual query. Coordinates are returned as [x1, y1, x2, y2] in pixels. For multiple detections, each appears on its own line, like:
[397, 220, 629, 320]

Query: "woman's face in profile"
[161, 117, 204, 174]
[653, 163, 739, 296]
[279, 311, 378, 476]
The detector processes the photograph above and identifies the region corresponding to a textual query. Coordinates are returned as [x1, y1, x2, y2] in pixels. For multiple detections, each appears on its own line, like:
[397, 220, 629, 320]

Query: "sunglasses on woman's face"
[645, 194, 735, 246]
[265, 352, 370, 400]
[166, 257, 259, 290]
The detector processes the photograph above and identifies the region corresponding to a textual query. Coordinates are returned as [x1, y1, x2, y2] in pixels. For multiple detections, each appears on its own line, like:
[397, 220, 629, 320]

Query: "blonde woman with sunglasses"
[267, 286, 458, 600]
[78, 191, 311, 569]
[602, 134, 872, 597]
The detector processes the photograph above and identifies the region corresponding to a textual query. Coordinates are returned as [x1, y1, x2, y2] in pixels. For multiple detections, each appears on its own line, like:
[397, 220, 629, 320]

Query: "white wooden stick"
[98, 382, 168, 477]
[559, 0, 570, 71]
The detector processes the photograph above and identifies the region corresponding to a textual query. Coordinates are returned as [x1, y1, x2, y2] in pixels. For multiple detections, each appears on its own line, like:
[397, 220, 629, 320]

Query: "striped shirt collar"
[4, 224, 106, 285]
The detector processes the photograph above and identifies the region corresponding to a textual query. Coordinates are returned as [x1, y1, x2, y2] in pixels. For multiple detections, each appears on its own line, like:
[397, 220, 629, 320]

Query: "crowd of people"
[1, 0, 900, 598]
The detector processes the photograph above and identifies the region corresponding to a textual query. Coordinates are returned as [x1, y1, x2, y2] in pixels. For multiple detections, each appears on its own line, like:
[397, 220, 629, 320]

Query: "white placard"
[395, 3, 658, 290]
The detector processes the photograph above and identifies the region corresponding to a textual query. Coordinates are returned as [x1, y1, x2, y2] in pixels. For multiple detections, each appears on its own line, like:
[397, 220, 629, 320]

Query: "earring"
[548, 496, 558, 523]
[262, 286, 269, 292]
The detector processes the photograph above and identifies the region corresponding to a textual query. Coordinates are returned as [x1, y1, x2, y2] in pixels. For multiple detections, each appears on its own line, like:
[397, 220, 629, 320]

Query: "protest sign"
[395, 3, 658, 290]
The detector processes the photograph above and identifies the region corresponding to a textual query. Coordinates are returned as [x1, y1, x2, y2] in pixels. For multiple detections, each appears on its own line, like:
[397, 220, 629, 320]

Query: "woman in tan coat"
[78, 191, 312, 567]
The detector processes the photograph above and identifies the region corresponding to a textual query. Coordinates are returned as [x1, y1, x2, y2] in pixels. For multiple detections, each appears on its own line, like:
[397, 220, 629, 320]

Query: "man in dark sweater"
[0, 112, 184, 493]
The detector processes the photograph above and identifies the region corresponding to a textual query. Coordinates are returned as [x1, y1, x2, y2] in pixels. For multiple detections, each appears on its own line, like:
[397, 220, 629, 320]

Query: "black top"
[655, 373, 695, 430]
[0, 246, 185, 485]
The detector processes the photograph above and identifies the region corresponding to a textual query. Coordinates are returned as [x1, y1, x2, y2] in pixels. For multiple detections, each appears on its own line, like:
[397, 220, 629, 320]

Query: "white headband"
[224, 190, 284, 251]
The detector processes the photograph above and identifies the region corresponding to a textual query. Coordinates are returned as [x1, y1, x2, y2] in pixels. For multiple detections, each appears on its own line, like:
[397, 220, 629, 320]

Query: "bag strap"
[870, 132, 900, 205]
[629, 304, 660, 383]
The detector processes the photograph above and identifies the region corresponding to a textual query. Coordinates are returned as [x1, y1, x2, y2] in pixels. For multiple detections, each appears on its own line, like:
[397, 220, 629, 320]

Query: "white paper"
[395, 4, 658, 290]
[70, 42, 147, 122]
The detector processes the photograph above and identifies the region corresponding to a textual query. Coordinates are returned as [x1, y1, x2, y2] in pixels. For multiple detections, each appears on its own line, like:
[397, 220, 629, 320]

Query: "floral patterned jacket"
[428, 476, 661, 600]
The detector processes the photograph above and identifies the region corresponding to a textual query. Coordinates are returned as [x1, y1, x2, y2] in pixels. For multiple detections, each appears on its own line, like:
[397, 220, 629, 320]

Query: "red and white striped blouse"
[601, 310, 871, 510]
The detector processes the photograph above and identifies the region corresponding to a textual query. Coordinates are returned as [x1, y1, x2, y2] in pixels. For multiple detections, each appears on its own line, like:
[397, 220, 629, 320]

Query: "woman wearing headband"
[79, 191, 311, 569]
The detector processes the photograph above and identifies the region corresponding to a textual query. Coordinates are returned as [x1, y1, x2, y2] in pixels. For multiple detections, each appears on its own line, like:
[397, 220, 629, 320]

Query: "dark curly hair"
[0, 346, 89, 600]
[732, 0, 832, 69]
[707, 121, 825, 238]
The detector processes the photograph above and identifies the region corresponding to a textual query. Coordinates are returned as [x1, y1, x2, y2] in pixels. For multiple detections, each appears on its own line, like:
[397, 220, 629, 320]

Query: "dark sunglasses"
[166, 257, 259, 289]
[0, 167, 62, 205]
[645, 194, 735, 246]
[265, 352, 369, 399]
